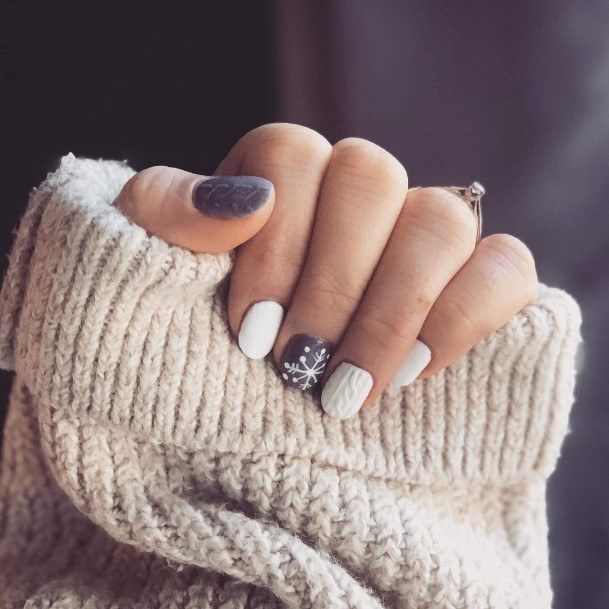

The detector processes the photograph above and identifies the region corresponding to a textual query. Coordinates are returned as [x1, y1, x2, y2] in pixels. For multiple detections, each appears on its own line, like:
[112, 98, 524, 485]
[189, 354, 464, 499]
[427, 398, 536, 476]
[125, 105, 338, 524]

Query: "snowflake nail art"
[279, 334, 333, 391]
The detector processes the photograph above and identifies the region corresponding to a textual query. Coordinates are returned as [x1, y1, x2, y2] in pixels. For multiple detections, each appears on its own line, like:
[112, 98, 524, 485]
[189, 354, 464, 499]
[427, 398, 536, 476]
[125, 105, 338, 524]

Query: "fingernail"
[279, 334, 332, 392]
[321, 362, 373, 420]
[193, 176, 273, 218]
[238, 301, 285, 359]
[392, 339, 432, 386]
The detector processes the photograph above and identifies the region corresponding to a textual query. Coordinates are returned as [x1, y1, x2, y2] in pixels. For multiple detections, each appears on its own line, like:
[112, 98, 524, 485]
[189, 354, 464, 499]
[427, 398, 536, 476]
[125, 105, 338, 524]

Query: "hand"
[115, 123, 537, 419]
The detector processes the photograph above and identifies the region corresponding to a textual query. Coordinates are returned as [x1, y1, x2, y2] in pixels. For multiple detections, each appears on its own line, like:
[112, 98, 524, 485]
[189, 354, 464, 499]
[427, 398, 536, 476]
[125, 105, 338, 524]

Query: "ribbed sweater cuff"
[0, 154, 582, 486]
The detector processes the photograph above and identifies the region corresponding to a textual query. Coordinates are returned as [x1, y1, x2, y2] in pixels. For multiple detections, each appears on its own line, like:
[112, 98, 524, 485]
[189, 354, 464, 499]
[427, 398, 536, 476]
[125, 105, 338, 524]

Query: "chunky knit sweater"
[0, 154, 582, 609]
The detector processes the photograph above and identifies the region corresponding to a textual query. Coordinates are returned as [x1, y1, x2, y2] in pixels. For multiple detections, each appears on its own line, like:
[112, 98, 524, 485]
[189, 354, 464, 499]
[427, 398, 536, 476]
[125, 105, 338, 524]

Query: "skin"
[116, 123, 538, 407]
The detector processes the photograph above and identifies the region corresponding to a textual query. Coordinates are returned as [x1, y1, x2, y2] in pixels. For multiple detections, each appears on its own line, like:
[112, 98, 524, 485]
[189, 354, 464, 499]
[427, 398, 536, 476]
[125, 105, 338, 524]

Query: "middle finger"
[274, 138, 409, 392]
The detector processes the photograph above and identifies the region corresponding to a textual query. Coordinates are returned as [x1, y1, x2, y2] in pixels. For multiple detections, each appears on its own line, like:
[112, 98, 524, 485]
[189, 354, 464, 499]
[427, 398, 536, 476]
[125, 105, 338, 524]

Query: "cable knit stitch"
[0, 154, 582, 609]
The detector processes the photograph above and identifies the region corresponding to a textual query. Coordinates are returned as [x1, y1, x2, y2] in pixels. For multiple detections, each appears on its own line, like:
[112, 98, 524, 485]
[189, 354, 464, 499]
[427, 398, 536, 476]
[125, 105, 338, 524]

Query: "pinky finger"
[396, 233, 538, 383]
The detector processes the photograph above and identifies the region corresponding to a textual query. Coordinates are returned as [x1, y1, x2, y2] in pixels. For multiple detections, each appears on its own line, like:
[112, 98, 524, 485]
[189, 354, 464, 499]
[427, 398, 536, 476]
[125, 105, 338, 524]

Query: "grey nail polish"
[193, 176, 273, 218]
[279, 334, 333, 392]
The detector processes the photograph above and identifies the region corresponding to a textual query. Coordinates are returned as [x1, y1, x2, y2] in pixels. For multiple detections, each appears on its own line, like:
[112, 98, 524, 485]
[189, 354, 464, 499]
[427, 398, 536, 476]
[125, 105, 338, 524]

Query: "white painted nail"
[392, 339, 432, 386]
[238, 301, 284, 359]
[321, 362, 373, 420]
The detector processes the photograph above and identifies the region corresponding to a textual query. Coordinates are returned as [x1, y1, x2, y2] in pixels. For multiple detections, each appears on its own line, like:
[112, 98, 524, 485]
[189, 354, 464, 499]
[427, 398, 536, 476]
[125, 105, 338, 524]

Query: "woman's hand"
[115, 123, 537, 419]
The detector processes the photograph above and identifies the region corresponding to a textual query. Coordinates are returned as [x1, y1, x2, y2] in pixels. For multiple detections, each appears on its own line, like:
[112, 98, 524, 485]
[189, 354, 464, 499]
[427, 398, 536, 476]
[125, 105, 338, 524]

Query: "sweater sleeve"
[0, 154, 583, 609]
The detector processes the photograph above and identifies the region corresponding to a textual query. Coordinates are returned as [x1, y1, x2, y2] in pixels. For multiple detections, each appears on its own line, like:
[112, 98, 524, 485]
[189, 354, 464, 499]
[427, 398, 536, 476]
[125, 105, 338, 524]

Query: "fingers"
[224, 124, 334, 358]
[273, 138, 409, 389]
[320, 187, 477, 418]
[413, 233, 537, 379]
[114, 124, 537, 423]
[115, 166, 274, 254]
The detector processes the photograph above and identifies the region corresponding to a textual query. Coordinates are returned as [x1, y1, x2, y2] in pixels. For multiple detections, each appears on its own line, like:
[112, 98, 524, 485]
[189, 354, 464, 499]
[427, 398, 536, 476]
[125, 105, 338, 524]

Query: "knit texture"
[0, 154, 582, 608]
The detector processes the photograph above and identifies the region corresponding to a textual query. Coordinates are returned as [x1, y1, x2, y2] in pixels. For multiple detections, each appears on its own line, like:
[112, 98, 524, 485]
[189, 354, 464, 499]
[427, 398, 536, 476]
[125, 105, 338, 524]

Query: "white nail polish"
[392, 340, 432, 386]
[238, 301, 284, 360]
[321, 362, 373, 420]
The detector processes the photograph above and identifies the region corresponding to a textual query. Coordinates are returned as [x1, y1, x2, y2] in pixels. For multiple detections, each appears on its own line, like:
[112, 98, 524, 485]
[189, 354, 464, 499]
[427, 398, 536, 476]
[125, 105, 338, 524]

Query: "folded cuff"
[0, 154, 582, 489]
[0, 154, 583, 608]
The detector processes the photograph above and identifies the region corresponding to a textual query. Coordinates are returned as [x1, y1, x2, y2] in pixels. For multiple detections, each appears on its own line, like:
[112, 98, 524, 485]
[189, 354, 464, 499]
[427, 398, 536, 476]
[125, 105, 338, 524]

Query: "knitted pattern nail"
[193, 175, 273, 217]
[321, 362, 373, 419]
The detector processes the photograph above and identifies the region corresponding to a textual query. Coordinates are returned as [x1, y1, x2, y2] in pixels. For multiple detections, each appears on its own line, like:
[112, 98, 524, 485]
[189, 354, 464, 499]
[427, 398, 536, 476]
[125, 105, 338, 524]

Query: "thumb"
[115, 166, 274, 254]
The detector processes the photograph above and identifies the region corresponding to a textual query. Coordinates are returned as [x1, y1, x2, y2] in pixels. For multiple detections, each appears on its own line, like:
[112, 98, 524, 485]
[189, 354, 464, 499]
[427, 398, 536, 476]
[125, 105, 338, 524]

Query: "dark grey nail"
[279, 334, 333, 392]
[193, 176, 273, 218]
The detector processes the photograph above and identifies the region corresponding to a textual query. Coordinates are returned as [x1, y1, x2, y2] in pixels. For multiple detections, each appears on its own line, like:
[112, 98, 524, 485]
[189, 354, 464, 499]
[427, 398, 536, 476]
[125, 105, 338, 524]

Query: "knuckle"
[407, 187, 478, 253]
[352, 304, 419, 348]
[243, 123, 332, 169]
[480, 234, 537, 295]
[437, 294, 490, 336]
[251, 239, 305, 277]
[304, 269, 362, 318]
[332, 137, 408, 186]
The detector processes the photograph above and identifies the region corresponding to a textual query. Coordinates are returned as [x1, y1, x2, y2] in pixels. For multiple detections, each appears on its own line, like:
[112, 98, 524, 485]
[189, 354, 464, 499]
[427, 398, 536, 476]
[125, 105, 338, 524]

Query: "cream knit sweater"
[0, 154, 582, 609]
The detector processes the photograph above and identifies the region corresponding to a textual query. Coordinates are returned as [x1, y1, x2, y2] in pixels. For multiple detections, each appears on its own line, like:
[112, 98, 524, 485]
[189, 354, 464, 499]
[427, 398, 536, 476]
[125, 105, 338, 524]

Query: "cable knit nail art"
[193, 176, 273, 218]
[279, 334, 332, 391]
[321, 362, 373, 419]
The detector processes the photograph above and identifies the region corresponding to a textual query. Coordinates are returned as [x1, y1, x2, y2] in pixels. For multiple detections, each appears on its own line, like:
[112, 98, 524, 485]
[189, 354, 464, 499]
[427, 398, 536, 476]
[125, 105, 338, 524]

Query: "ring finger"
[320, 186, 478, 418]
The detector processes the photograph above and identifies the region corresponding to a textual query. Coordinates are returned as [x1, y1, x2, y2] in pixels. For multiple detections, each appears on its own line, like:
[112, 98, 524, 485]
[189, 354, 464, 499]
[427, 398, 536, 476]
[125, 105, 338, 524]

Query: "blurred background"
[1, 2, 608, 607]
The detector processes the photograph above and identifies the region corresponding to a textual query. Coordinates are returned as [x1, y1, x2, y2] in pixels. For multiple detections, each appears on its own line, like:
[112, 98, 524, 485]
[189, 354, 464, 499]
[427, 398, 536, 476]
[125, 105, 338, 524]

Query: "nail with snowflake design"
[279, 334, 333, 392]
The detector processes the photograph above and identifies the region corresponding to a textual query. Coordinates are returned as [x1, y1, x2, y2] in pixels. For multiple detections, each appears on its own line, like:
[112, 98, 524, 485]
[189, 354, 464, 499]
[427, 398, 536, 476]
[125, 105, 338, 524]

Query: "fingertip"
[114, 166, 275, 254]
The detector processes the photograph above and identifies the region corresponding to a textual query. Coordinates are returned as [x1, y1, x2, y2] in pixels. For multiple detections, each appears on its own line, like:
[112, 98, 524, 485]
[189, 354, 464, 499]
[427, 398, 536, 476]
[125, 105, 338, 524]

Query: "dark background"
[1, 2, 608, 607]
